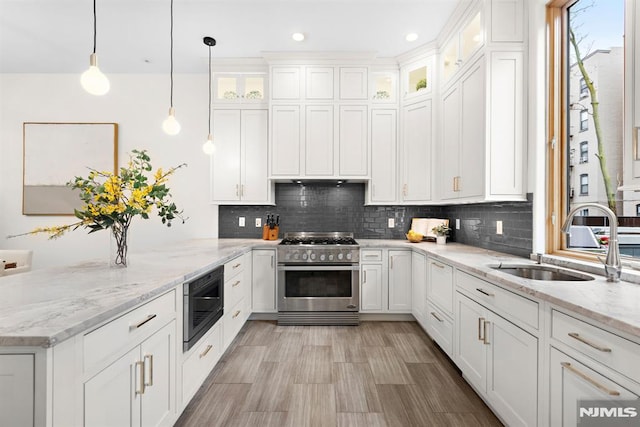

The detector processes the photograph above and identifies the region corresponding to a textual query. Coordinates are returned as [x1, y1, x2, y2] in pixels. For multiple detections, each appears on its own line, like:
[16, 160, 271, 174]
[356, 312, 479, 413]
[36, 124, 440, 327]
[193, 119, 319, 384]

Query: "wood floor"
[175, 320, 503, 427]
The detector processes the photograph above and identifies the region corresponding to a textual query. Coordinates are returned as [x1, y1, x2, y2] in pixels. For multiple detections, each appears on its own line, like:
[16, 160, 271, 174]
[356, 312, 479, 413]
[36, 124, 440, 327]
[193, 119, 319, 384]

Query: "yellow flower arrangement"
[11, 150, 186, 266]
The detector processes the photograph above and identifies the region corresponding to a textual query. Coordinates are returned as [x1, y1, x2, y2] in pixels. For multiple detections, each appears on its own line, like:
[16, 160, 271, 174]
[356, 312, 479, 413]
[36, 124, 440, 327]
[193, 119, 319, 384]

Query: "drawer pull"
[130, 314, 157, 331]
[233, 263, 241, 269]
[568, 332, 612, 353]
[199, 344, 213, 359]
[560, 362, 620, 396]
[363, 270, 367, 283]
[432, 262, 445, 269]
[232, 310, 241, 319]
[144, 354, 154, 387]
[430, 311, 444, 322]
[135, 361, 145, 395]
[232, 280, 241, 287]
[483, 321, 490, 345]
[475, 288, 495, 297]
[364, 255, 378, 258]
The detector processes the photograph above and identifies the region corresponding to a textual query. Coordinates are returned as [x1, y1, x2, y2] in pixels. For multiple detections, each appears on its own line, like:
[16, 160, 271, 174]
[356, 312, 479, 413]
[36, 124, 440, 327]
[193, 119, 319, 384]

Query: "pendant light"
[162, 0, 181, 135]
[80, 0, 110, 95]
[202, 36, 217, 155]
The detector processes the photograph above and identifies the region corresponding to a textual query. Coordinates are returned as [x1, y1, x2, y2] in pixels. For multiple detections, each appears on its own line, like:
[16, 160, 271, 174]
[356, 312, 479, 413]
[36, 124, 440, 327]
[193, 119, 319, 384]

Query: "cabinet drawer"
[224, 255, 246, 280]
[182, 322, 222, 404]
[551, 310, 640, 383]
[457, 271, 538, 330]
[224, 298, 246, 349]
[225, 273, 246, 312]
[425, 301, 453, 357]
[84, 290, 176, 373]
[428, 259, 454, 314]
[360, 250, 382, 262]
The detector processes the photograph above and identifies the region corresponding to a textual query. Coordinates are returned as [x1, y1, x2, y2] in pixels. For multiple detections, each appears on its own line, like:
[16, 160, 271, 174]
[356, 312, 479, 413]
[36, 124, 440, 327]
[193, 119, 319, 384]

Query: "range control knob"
[328, 254, 334, 261]
[294, 253, 300, 260]
[310, 253, 317, 260]
[346, 253, 352, 260]
[302, 253, 308, 260]
[338, 253, 344, 260]
[320, 254, 326, 261]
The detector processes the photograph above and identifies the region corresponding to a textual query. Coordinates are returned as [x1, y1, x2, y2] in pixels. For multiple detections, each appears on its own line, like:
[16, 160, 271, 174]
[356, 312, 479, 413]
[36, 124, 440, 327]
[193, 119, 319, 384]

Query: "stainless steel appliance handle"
[277, 265, 359, 271]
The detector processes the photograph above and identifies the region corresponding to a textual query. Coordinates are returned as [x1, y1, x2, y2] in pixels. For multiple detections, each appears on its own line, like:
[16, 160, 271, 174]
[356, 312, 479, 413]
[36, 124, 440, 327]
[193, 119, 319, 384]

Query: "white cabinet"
[211, 109, 269, 204]
[489, 0, 524, 43]
[339, 105, 368, 176]
[305, 105, 334, 175]
[388, 250, 412, 312]
[340, 67, 368, 100]
[214, 73, 267, 103]
[411, 252, 427, 328]
[401, 100, 433, 202]
[426, 258, 454, 316]
[271, 67, 301, 100]
[181, 322, 222, 406]
[223, 254, 250, 348]
[401, 56, 434, 101]
[271, 105, 301, 176]
[370, 71, 398, 104]
[252, 249, 277, 313]
[306, 67, 334, 100]
[85, 320, 176, 427]
[361, 263, 383, 311]
[626, 1, 640, 189]
[0, 354, 34, 427]
[455, 278, 538, 427]
[441, 11, 483, 86]
[369, 109, 397, 203]
[439, 57, 485, 200]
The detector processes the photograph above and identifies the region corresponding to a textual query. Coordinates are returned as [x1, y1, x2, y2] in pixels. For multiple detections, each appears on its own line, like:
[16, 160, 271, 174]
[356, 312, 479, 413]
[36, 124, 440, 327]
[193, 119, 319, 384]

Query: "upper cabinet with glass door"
[441, 11, 484, 86]
[401, 56, 434, 102]
[370, 71, 398, 104]
[214, 74, 268, 104]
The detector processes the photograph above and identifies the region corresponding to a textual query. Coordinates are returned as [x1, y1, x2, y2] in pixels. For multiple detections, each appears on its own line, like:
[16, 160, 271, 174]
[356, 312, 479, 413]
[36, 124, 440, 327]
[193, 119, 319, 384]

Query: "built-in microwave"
[183, 265, 224, 351]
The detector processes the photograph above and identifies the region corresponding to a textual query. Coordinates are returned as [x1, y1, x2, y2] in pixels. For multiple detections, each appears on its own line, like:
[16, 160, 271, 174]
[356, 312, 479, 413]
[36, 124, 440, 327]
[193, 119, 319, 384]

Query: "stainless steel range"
[277, 232, 360, 325]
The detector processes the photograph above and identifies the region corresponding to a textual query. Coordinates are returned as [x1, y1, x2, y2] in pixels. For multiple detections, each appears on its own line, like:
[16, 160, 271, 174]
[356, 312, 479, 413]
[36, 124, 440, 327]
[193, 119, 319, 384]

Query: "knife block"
[262, 225, 279, 240]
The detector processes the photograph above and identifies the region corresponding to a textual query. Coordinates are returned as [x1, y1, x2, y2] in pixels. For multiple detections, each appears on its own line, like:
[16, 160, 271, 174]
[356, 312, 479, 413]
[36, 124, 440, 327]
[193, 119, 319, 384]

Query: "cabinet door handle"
[144, 354, 154, 387]
[560, 362, 620, 396]
[233, 263, 241, 269]
[233, 310, 241, 319]
[199, 344, 213, 359]
[432, 262, 445, 269]
[241, 184, 245, 197]
[135, 361, 145, 395]
[130, 314, 157, 331]
[475, 288, 494, 297]
[478, 317, 485, 341]
[483, 320, 490, 345]
[568, 332, 612, 353]
[270, 255, 274, 268]
[235, 184, 239, 196]
[363, 270, 367, 283]
[390, 256, 394, 269]
[430, 311, 443, 322]
[232, 280, 241, 287]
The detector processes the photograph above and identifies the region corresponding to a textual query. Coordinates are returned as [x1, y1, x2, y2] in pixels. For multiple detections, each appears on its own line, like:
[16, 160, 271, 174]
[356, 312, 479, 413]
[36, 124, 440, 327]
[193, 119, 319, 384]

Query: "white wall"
[0, 73, 218, 269]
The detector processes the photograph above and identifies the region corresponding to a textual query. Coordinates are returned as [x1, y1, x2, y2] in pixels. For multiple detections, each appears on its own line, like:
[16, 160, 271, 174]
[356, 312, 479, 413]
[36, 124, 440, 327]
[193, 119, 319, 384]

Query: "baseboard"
[249, 312, 416, 322]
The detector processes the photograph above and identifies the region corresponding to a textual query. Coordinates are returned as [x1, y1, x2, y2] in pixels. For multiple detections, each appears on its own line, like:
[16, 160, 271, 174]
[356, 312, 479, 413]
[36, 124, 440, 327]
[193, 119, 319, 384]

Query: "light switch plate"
[496, 220, 503, 235]
[255, 218, 262, 227]
[239, 217, 245, 227]
[456, 218, 460, 230]
[388, 218, 395, 228]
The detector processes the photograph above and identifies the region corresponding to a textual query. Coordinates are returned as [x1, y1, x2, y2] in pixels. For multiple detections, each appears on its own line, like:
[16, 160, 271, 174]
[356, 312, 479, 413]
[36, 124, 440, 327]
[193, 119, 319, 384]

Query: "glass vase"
[110, 223, 129, 267]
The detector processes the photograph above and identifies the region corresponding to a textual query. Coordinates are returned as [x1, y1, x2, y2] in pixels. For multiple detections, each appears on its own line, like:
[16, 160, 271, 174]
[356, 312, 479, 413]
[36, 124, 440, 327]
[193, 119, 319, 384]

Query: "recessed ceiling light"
[292, 32, 305, 42]
[406, 33, 418, 42]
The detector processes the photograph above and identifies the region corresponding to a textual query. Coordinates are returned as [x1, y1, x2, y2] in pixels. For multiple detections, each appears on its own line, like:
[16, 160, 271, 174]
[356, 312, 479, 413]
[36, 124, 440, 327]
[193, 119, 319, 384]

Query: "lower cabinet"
[0, 354, 34, 427]
[411, 252, 427, 328]
[251, 249, 277, 312]
[361, 263, 383, 311]
[84, 320, 176, 427]
[549, 347, 640, 426]
[181, 322, 222, 405]
[456, 292, 538, 427]
[388, 250, 412, 312]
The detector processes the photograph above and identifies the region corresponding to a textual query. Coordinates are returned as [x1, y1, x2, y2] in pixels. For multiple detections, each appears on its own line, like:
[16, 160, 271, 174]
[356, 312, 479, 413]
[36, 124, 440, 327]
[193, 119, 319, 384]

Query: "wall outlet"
[388, 218, 395, 228]
[496, 220, 503, 235]
[255, 218, 262, 227]
[456, 218, 460, 230]
[239, 217, 245, 227]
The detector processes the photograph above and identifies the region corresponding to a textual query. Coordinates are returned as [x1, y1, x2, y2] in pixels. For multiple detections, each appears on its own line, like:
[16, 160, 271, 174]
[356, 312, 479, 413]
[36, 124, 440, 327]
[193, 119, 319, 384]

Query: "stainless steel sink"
[491, 264, 595, 281]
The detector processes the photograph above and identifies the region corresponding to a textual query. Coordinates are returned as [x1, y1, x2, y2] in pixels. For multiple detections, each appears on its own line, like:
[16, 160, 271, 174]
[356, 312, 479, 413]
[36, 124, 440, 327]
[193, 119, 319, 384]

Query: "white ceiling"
[0, 0, 462, 73]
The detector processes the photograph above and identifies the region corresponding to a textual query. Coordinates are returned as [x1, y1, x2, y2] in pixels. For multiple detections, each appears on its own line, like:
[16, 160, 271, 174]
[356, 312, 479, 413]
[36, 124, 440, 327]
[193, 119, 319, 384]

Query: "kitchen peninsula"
[2, 239, 640, 426]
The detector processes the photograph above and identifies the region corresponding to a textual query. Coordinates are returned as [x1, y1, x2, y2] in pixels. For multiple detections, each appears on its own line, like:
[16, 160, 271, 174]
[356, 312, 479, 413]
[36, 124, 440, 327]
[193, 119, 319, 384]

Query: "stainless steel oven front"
[277, 264, 359, 324]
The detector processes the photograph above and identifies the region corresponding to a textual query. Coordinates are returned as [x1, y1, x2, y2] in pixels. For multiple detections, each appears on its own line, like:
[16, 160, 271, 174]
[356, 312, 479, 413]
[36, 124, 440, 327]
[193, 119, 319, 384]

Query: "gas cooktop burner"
[279, 232, 358, 246]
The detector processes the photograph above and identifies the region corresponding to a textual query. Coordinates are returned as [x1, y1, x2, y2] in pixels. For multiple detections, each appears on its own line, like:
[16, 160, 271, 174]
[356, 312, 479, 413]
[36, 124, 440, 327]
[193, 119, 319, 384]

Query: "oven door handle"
[277, 265, 358, 271]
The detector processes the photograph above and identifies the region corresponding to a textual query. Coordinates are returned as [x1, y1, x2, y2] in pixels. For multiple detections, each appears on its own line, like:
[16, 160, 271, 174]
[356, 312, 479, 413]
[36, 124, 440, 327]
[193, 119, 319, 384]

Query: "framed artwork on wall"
[22, 122, 118, 215]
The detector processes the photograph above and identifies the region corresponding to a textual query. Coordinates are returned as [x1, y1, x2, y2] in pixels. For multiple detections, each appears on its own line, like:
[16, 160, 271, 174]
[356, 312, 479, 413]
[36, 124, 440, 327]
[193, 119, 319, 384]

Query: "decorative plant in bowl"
[416, 78, 427, 91]
[432, 224, 451, 245]
[9, 150, 186, 267]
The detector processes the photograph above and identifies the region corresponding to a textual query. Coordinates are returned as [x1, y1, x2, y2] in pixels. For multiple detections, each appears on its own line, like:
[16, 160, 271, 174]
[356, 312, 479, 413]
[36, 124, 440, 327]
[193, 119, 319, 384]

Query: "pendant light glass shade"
[163, 0, 180, 135]
[162, 107, 181, 135]
[82, 0, 109, 95]
[202, 133, 215, 155]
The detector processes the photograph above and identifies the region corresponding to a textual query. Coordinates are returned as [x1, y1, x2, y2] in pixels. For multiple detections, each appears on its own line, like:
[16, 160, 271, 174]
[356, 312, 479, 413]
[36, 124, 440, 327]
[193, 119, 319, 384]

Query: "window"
[581, 208, 589, 217]
[580, 174, 589, 195]
[580, 78, 588, 98]
[637, 204, 640, 217]
[547, 0, 635, 260]
[579, 110, 588, 131]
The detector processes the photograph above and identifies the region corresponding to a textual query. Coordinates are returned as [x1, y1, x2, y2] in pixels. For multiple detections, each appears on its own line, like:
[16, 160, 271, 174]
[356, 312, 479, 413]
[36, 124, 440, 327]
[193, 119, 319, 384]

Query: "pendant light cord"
[169, 0, 174, 108]
[208, 45, 212, 134]
[92, 0, 97, 53]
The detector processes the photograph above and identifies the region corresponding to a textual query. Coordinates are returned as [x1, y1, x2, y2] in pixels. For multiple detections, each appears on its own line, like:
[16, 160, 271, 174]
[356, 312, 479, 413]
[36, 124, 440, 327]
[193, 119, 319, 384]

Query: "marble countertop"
[1, 238, 639, 348]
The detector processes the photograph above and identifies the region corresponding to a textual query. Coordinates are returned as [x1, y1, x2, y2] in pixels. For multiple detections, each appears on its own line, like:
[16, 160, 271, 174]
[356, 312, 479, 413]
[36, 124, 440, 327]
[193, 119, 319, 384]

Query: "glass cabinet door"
[442, 38, 459, 83]
[371, 72, 397, 103]
[243, 76, 265, 100]
[461, 12, 483, 61]
[215, 75, 240, 101]
[406, 62, 429, 97]
[214, 74, 267, 102]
